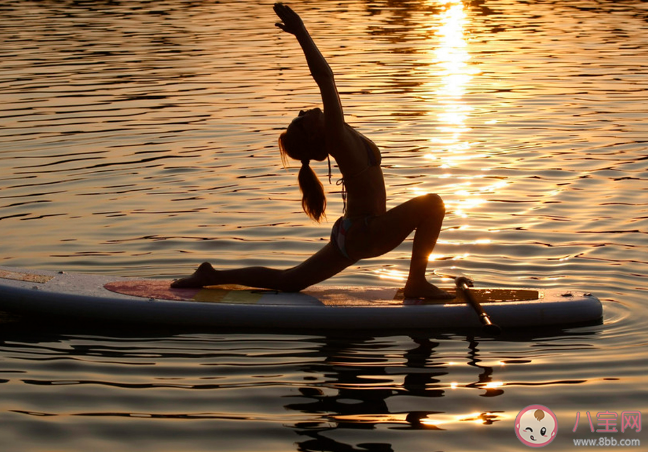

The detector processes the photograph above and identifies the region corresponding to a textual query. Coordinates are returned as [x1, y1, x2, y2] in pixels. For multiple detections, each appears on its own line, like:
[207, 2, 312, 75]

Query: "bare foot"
[171, 262, 220, 288]
[404, 279, 455, 300]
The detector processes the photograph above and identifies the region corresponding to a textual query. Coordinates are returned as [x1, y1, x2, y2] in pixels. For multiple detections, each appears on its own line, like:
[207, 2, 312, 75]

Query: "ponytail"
[278, 131, 327, 222]
[298, 160, 326, 222]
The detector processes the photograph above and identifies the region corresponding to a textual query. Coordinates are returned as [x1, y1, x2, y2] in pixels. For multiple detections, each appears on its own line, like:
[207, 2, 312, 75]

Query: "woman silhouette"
[172, 3, 452, 300]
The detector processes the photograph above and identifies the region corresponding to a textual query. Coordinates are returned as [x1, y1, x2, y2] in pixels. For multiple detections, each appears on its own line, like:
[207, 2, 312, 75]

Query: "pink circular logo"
[515, 405, 558, 447]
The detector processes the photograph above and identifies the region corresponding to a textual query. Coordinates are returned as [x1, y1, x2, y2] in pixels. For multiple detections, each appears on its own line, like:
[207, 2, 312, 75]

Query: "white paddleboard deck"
[0, 267, 602, 330]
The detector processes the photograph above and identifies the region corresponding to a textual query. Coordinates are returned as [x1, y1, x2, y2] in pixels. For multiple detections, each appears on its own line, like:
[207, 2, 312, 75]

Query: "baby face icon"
[515, 405, 558, 447]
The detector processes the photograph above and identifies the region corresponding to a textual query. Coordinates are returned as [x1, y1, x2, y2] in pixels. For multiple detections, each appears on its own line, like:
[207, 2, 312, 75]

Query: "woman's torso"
[337, 127, 387, 218]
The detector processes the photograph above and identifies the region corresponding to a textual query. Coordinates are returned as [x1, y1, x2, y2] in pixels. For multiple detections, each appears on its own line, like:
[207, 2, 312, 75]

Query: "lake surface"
[1, 0, 646, 450]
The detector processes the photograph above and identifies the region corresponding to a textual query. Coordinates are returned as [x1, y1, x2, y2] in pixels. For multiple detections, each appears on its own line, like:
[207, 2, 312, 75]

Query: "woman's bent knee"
[417, 193, 445, 214]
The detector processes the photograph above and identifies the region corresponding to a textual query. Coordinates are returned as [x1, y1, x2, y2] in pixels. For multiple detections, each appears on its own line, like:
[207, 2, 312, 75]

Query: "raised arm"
[274, 3, 344, 131]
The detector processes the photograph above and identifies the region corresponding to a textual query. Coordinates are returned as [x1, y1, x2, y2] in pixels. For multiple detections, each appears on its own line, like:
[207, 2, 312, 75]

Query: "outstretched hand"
[274, 3, 305, 36]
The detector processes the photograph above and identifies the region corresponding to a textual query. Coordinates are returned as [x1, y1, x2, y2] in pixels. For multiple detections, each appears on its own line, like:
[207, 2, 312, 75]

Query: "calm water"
[1, 0, 647, 450]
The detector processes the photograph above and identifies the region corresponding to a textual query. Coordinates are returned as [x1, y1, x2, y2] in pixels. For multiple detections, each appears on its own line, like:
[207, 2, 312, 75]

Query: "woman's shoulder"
[330, 124, 379, 154]
[329, 129, 380, 182]
[345, 126, 381, 166]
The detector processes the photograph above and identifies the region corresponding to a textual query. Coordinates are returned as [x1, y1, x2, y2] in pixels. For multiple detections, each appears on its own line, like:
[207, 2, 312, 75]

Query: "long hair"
[279, 131, 326, 222]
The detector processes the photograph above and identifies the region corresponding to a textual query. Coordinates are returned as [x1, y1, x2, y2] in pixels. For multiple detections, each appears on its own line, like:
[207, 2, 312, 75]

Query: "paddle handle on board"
[455, 276, 502, 336]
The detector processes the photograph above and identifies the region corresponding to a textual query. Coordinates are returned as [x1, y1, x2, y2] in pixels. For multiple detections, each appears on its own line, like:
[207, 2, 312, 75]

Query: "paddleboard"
[0, 266, 602, 330]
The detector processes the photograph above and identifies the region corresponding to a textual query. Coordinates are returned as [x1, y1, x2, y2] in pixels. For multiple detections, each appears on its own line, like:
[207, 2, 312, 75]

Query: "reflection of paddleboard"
[0, 266, 602, 330]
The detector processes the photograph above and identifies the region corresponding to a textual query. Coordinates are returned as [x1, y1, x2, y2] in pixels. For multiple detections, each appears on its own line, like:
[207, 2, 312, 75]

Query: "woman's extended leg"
[171, 242, 354, 292]
[173, 194, 449, 298]
[345, 193, 452, 299]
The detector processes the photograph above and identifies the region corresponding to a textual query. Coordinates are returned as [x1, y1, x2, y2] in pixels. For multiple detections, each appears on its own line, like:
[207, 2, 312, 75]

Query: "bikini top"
[336, 137, 382, 213]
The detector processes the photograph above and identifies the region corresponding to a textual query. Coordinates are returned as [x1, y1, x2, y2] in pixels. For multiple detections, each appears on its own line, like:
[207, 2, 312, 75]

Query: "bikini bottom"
[330, 216, 373, 260]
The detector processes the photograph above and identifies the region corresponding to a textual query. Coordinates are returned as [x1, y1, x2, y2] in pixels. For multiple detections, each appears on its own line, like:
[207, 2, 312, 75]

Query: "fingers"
[273, 3, 289, 18]
[274, 3, 288, 30]
[274, 3, 304, 36]
[274, 3, 297, 22]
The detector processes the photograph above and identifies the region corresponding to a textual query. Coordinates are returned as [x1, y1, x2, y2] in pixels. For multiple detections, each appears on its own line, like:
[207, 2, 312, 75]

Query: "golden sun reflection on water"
[425, 0, 476, 161]
[381, 1, 495, 277]
[330, 410, 510, 428]
[421, 1, 502, 265]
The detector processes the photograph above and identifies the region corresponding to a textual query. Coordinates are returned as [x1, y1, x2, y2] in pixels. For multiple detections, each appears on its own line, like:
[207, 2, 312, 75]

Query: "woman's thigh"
[283, 242, 356, 290]
[345, 194, 444, 260]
